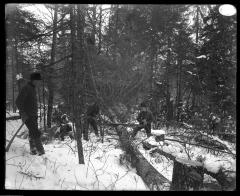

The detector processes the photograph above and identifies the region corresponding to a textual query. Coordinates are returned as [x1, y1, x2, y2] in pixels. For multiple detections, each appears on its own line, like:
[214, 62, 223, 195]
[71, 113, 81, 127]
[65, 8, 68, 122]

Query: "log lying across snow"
[116, 125, 207, 190]
[116, 125, 171, 190]
[105, 109, 170, 190]
[148, 144, 236, 191]
[6, 115, 21, 121]
[105, 109, 235, 191]
[111, 119, 206, 190]
[115, 124, 235, 190]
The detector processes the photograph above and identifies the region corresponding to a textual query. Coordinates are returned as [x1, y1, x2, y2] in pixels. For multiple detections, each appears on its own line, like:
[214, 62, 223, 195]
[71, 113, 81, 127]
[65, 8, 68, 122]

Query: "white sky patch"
[20, 4, 53, 24]
[219, 4, 236, 16]
[21, 4, 111, 23]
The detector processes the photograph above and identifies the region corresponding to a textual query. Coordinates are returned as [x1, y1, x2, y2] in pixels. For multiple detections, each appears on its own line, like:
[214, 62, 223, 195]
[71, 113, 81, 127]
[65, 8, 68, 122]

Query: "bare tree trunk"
[191, 6, 200, 111]
[14, 39, 21, 95]
[113, 5, 119, 65]
[91, 5, 96, 45]
[77, 4, 85, 164]
[70, 4, 84, 164]
[98, 5, 102, 54]
[149, 38, 155, 94]
[38, 87, 42, 126]
[11, 45, 16, 112]
[196, 6, 199, 44]
[175, 59, 179, 120]
[47, 5, 58, 128]
[47, 82, 54, 128]
[176, 58, 183, 121]
[42, 79, 46, 131]
[166, 37, 173, 124]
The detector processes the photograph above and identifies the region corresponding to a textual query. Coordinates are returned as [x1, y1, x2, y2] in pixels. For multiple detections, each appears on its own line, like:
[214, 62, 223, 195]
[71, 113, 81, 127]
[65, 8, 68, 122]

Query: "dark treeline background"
[6, 4, 236, 135]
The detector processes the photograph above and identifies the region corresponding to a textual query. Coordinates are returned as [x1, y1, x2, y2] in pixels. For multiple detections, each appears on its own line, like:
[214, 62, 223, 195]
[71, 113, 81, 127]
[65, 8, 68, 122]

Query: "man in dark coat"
[131, 102, 153, 139]
[83, 101, 100, 141]
[15, 72, 45, 155]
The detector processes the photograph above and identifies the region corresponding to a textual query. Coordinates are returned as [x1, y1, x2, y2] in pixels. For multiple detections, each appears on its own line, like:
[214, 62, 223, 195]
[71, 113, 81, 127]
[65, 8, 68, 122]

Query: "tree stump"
[170, 158, 204, 191]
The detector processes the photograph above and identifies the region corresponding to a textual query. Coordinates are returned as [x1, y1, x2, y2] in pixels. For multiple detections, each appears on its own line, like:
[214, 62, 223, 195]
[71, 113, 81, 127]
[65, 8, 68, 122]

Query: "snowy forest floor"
[5, 112, 148, 190]
[5, 112, 236, 191]
[125, 126, 236, 191]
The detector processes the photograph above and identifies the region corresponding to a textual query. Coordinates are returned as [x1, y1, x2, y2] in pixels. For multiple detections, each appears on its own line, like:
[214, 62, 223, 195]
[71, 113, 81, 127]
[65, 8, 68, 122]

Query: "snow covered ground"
[5, 111, 236, 190]
[5, 112, 148, 190]
[129, 128, 236, 190]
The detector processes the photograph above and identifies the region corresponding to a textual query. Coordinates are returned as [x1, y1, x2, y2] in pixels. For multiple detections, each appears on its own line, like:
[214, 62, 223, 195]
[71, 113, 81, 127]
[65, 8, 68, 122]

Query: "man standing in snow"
[130, 102, 153, 139]
[15, 72, 45, 156]
[83, 101, 100, 141]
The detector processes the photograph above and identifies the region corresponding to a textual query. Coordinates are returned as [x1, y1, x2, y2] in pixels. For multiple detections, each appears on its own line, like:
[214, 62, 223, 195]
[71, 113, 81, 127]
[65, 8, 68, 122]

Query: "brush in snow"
[6, 122, 25, 152]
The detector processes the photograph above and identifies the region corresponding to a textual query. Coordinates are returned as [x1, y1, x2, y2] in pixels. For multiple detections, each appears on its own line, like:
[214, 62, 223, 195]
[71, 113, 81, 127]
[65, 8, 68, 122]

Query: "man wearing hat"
[16, 72, 45, 155]
[130, 102, 153, 139]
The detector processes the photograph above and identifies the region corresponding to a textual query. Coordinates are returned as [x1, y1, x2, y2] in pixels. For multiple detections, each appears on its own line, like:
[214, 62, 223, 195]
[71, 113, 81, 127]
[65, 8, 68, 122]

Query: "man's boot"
[35, 138, 45, 156]
[29, 138, 37, 155]
[30, 148, 37, 155]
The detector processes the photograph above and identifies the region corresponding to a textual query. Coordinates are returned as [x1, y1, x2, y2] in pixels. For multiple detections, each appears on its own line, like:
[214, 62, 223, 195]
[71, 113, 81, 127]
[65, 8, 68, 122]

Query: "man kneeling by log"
[130, 102, 153, 139]
[56, 114, 74, 141]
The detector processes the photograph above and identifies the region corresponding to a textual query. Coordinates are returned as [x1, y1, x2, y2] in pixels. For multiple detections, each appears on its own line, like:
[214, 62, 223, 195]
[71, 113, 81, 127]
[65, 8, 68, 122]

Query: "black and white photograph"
[5, 4, 236, 191]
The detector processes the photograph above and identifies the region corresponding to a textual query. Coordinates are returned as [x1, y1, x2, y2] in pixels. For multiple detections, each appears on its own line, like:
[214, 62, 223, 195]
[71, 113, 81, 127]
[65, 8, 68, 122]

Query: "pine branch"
[40, 54, 72, 69]
[164, 138, 235, 156]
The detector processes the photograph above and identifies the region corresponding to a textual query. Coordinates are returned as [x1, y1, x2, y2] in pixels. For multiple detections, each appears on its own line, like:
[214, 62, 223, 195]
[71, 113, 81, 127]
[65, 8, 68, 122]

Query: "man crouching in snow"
[57, 114, 74, 141]
[130, 102, 153, 139]
[15, 72, 45, 156]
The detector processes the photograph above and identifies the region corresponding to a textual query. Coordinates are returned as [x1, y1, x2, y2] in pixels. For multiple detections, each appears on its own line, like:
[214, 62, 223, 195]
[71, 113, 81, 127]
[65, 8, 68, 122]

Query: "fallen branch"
[167, 129, 235, 155]
[215, 132, 236, 136]
[6, 115, 21, 121]
[164, 138, 235, 156]
[89, 159, 100, 189]
[86, 139, 95, 178]
[73, 170, 89, 190]
[100, 123, 137, 127]
[6, 122, 25, 152]
[18, 171, 44, 180]
[107, 171, 130, 190]
[63, 142, 76, 155]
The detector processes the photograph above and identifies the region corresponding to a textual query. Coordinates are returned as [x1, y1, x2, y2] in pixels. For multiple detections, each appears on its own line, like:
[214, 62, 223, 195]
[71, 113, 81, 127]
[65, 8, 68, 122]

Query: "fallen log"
[6, 115, 21, 121]
[148, 147, 204, 190]
[116, 125, 171, 190]
[150, 147, 236, 191]
[100, 123, 137, 127]
[104, 108, 235, 191]
[106, 110, 171, 190]
[171, 158, 204, 190]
